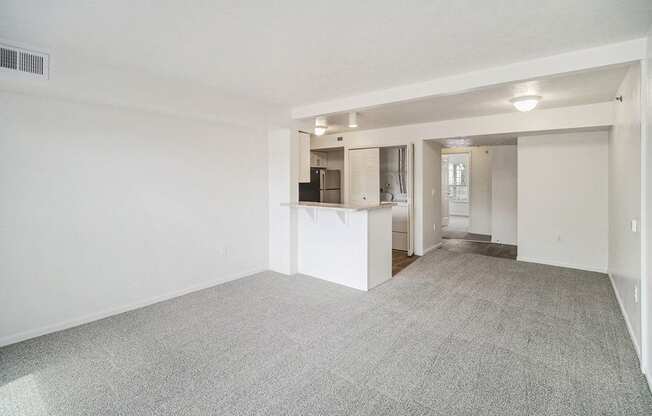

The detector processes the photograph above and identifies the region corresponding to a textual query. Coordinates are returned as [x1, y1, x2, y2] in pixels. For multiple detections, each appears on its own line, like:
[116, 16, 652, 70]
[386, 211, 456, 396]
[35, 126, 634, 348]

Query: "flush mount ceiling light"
[314, 116, 327, 136]
[348, 112, 358, 128]
[510, 95, 541, 112]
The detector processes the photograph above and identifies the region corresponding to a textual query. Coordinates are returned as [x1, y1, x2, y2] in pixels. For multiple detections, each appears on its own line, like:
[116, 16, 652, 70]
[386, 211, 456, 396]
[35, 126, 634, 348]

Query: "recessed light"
[510, 95, 541, 112]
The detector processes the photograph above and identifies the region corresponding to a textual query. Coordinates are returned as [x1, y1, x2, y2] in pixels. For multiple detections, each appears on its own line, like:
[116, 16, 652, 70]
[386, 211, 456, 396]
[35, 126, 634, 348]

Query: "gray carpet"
[2, 249, 652, 415]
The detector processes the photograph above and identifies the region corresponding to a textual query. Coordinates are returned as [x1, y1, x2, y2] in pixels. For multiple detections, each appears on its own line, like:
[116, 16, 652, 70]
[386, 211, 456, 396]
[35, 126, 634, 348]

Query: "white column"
[268, 128, 299, 274]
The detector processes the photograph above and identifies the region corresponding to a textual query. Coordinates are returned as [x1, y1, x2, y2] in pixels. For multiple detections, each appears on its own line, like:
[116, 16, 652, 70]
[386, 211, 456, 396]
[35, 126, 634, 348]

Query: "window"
[448, 158, 469, 202]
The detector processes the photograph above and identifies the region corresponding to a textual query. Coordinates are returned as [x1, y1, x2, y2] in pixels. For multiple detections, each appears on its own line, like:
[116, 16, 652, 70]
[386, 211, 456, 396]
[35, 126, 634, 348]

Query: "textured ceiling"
[3, 0, 651, 108]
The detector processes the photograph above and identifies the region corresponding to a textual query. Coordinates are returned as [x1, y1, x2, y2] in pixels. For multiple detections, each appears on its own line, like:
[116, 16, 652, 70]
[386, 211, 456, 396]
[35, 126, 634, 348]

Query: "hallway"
[442, 216, 491, 242]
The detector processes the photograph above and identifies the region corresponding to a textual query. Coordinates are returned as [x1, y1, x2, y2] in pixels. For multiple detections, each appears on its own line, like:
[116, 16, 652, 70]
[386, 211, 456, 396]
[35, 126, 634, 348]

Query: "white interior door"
[407, 144, 415, 256]
[349, 148, 380, 205]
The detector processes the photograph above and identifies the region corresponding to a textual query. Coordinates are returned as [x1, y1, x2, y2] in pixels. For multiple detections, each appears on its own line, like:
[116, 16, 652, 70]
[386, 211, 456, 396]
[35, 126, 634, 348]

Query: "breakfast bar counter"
[283, 202, 394, 291]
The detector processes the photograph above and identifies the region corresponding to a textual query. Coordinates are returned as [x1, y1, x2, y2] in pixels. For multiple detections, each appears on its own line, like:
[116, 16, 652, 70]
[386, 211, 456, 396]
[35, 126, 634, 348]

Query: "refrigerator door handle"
[319, 169, 326, 190]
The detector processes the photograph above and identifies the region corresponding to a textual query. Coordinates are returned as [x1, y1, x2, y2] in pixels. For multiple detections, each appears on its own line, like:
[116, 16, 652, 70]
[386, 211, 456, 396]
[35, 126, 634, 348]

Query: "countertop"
[283, 201, 396, 212]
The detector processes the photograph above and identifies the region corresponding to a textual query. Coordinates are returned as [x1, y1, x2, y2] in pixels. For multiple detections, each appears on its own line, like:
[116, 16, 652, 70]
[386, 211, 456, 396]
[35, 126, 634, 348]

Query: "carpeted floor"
[2, 250, 652, 415]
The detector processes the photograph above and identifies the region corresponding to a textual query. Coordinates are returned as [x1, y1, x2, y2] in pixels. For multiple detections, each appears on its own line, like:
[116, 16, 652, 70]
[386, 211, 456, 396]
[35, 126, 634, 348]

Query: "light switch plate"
[631, 219, 638, 233]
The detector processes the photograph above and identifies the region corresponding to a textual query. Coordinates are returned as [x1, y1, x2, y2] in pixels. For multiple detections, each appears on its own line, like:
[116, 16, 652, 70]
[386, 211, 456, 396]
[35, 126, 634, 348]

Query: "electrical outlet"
[634, 285, 639, 304]
[219, 245, 228, 257]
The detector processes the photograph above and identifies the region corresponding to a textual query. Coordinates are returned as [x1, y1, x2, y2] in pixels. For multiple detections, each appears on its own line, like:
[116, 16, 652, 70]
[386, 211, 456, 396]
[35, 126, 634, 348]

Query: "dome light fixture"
[348, 112, 358, 128]
[314, 116, 327, 136]
[510, 95, 541, 112]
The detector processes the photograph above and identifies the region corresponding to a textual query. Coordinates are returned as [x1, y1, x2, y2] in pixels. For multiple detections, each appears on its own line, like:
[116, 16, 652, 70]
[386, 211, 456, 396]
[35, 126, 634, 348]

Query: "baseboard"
[516, 256, 607, 274]
[422, 242, 443, 255]
[608, 272, 642, 362]
[0, 267, 266, 348]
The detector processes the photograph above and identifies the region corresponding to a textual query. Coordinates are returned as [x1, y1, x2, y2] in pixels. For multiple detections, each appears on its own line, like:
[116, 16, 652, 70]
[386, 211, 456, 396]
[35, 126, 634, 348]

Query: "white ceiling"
[3, 1, 650, 109]
[317, 64, 630, 133]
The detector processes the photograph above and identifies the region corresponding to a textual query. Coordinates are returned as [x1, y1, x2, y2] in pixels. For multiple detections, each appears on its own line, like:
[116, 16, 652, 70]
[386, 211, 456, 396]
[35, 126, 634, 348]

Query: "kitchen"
[290, 134, 415, 290]
[298, 148, 344, 204]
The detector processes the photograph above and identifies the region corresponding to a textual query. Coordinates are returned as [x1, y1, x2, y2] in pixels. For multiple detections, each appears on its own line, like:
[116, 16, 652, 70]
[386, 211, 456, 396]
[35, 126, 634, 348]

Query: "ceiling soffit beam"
[309, 102, 614, 150]
[291, 37, 646, 119]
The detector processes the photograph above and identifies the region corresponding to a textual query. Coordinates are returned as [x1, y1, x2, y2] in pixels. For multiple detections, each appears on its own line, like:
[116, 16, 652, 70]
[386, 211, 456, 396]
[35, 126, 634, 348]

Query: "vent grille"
[1, 47, 18, 69]
[0, 43, 48, 80]
[19, 51, 44, 74]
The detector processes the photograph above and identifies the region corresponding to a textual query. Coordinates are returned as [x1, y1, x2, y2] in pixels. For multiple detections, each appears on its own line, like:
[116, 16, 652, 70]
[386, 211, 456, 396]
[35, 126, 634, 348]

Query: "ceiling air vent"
[0, 43, 49, 80]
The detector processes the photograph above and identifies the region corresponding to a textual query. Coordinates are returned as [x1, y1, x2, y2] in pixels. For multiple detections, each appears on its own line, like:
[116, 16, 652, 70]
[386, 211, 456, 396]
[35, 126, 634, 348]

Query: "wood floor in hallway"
[392, 250, 419, 275]
[440, 238, 517, 260]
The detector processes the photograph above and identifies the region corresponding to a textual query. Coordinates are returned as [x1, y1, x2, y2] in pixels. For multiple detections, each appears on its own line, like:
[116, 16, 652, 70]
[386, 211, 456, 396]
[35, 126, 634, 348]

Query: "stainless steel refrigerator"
[299, 168, 341, 203]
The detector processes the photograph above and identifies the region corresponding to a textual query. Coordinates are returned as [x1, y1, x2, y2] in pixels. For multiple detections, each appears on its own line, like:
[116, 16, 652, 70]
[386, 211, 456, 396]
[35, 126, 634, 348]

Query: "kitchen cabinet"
[310, 151, 328, 168]
[299, 132, 311, 183]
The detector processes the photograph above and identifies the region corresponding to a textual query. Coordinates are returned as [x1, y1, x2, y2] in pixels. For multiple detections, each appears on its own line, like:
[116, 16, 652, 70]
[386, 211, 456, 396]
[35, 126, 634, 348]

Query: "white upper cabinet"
[298, 132, 311, 183]
[310, 151, 328, 168]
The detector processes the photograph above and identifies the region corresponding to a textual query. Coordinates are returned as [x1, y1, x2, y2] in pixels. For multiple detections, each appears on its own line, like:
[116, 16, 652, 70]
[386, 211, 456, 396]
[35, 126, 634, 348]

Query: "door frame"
[407, 144, 415, 256]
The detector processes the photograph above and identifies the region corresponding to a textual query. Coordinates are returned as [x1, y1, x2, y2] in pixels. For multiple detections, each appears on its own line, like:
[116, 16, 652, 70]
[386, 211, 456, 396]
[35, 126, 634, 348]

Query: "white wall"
[491, 146, 518, 245]
[518, 131, 608, 272]
[645, 25, 652, 386]
[609, 64, 643, 356]
[442, 147, 492, 235]
[469, 147, 492, 235]
[0, 92, 269, 346]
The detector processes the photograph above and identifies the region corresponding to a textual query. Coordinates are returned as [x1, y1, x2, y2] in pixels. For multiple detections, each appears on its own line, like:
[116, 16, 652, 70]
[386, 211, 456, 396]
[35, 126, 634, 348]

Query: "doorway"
[348, 145, 416, 275]
[379, 146, 416, 274]
[441, 152, 487, 241]
[438, 144, 518, 260]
